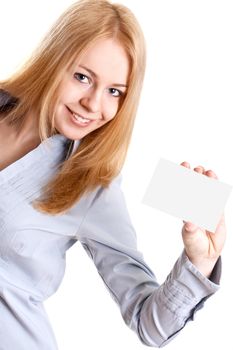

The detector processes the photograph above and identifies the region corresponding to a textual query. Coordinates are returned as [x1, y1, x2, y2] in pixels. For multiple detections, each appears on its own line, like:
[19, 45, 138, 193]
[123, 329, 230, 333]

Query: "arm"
[76, 174, 221, 348]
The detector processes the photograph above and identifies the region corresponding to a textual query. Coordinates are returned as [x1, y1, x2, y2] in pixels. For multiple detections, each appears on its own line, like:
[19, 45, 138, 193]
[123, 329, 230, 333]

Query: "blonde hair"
[0, 0, 146, 215]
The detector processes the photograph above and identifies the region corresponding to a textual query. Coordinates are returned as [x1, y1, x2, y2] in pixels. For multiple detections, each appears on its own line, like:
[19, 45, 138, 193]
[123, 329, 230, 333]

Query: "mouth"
[66, 106, 94, 126]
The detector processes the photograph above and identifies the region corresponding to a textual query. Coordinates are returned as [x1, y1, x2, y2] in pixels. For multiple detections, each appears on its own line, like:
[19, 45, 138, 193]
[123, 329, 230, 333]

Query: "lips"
[66, 106, 95, 127]
[67, 107, 88, 120]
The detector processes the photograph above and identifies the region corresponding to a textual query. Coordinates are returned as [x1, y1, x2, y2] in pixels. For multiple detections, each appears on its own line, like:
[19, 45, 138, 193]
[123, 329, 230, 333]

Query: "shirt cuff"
[159, 250, 221, 323]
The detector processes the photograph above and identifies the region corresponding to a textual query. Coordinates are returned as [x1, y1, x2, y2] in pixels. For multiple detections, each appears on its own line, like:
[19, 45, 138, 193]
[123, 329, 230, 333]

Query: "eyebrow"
[79, 65, 128, 88]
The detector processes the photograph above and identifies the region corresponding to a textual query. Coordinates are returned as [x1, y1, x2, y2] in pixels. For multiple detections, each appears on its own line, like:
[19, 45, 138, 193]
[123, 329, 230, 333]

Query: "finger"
[204, 169, 218, 180]
[182, 220, 197, 230]
[194, 165, 205, 174]
[183, 221, 198, 232]
[214, 213, 225, 233]
[180, 161, 191, 168]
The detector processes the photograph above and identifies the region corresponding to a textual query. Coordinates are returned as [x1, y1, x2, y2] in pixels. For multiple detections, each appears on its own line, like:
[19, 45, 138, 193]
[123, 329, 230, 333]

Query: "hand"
[180, 161, 226, 278]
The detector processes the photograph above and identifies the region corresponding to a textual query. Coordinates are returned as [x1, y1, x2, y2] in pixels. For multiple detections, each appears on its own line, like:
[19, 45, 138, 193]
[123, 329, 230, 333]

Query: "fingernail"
[185, 223, 196, 231]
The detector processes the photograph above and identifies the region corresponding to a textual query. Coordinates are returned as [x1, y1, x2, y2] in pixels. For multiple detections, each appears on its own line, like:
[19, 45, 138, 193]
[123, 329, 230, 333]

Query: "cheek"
[58, 80, 80, 102]
[104, 99, 121, 121]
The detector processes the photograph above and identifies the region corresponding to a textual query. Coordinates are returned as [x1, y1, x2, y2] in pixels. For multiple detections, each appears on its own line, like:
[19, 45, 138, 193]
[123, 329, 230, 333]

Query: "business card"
[142, 158, 232, 232]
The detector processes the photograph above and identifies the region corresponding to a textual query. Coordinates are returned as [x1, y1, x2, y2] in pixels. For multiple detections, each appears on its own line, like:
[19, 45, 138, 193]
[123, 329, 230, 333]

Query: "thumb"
[183, 221, 198, 232]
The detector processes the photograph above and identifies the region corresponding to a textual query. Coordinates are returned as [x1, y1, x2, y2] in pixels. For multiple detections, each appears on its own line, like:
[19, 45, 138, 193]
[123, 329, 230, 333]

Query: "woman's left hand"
[180, 162, 226, 278]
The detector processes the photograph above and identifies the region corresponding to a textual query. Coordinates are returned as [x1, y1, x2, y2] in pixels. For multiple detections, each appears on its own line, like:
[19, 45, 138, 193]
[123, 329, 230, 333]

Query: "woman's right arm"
[76, 174, 221, 348]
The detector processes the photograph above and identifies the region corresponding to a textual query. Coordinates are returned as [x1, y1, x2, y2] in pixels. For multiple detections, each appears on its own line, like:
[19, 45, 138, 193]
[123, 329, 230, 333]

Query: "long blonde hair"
[0, 0, 146, 215]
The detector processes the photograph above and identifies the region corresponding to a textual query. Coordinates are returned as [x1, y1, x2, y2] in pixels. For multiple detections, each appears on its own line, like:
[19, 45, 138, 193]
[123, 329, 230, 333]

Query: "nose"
[80, 87, 102, 114]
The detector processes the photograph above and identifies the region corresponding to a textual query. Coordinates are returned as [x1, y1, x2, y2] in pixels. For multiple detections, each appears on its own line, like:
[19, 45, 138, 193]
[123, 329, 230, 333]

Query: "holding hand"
[180, 162, 226, 278]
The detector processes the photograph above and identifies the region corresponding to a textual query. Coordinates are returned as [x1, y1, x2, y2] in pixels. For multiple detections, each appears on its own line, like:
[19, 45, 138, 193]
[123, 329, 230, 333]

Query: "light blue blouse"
[0, 134, 221, 349]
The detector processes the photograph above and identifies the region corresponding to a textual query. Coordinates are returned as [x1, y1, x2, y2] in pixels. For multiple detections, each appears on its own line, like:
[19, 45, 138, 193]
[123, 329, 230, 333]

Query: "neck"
[1, 111, 41, 147]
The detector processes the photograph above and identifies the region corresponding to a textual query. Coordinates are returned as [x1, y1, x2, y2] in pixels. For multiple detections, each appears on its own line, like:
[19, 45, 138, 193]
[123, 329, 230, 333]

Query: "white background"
[1, 1, 233, 349]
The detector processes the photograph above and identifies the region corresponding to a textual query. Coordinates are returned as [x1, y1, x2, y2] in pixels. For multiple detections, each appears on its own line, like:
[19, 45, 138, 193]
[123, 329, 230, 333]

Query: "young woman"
[0, 0, 226, 348]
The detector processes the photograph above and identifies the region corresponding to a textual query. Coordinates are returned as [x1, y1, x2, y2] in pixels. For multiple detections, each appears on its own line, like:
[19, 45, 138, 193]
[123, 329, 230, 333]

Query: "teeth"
[72, 113, 91, 124]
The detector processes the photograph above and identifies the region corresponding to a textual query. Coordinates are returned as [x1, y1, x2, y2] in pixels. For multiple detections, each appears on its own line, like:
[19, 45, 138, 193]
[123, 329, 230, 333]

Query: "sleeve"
[76, 174, 221, 348]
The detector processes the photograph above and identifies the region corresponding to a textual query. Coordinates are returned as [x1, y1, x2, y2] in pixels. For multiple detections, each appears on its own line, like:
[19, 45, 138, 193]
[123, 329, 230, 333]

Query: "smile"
[72, 113, 91, 124]
[67, 107, 93, 127]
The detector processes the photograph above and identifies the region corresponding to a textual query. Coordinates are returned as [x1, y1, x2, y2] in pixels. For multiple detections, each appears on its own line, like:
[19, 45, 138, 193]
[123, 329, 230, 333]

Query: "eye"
[74, 72, 90, 83]
[109, 88, 123, 98]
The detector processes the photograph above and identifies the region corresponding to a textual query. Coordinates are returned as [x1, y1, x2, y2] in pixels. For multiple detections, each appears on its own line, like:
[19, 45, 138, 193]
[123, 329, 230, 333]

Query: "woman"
[0, 0, 226, 348]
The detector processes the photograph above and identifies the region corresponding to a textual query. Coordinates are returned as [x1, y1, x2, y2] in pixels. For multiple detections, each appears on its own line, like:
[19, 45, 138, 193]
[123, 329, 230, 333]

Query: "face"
[53, 38, 130, 140]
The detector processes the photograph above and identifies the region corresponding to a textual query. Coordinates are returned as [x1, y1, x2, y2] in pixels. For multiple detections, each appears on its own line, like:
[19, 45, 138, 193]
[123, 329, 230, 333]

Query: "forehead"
[74, 39, 130, 83]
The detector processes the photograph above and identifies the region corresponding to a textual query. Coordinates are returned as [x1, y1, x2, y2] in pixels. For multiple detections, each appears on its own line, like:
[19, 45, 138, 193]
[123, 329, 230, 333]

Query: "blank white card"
[142, 158, 232, 232]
